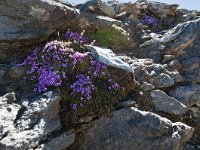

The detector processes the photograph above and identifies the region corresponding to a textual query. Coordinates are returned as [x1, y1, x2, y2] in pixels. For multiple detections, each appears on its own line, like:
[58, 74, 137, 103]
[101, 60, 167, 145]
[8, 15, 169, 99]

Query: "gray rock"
[181, 57, 200, 76]
[178, 10, 199, 22]
[147, 1, 179, 18]
[0, 0, 78, 48]
[168, 60, 183, 71]
[168, 71, 184, 83]
[132, 63, 174, 84]
[0, 91, 62, 150]
[140, 18, 200, 82]
[79, 108, 194, 150]
[0, 70, 6, 79]
[78, 116, 96, 123]
[80, 0, 115, 18]
[150, 73, 174, 88]
[86, 45, 132, 72]
[8, 66, 26, 79]
[36, 131, 75, 150]
[169, 84, 200, 106]
[162, 55, 175, 63]
[141, 81, 154, 91]
[0, 93, 20, 139]
[118, 100, 137, 108]
[150, 90, 187, 115]
[0, 52, 7, 63]
[184, 144, 196, 150]
[77, 12, 123, 34]
[4, 92, 16, 104]
[115, 55, 180, 88]
[115, 2, 147, 21]
[139, 40, 163, 62]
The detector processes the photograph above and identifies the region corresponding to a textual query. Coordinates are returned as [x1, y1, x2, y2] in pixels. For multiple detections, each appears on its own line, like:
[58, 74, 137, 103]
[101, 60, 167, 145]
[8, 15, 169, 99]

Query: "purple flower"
[101, 72, 105, 76]
[69, 52, 87, 65]
[18, 31, 123, 111]
[70, 74, 94, 100]
[64, 31, 86, 44]
[70, 103, 77, 110]
[139, 15, 158, 27]
[36, 68, 62, 93]
[89, 60, 108, 78]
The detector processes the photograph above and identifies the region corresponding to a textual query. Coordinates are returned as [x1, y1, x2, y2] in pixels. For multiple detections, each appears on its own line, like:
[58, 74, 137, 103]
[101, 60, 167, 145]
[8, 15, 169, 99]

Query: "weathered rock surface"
[86, 45, 132, 72]
[86, 45, 184, 92]
[1, 0, 200, 149]
[86, 45, 139, 92]
[147, 1, 179, 18]
[0, 93, 19, 139]
[8, 66, 25, 79]
[78, 108, 194, 150]
[115, 1, 147, 21]
[0, 91, 74, 150]
[169, 84, 200, 106]
[149, 73, 174, 88]
[36, 131, 75, 150]
[169, 84, 200, 128]
[80, 0, 115, 18]
[150, 90, 187, 115]
[140, 18, 200, 82]
[0, 0, 78, 50]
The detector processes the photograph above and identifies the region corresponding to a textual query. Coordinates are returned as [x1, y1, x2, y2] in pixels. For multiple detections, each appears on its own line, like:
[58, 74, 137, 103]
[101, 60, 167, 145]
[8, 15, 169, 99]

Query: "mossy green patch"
[93, 27, 132, 49]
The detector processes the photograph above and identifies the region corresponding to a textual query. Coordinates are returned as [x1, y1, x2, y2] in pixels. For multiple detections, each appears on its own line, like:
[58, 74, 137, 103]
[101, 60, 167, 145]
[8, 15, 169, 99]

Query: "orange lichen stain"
[172, 35, 196, 58]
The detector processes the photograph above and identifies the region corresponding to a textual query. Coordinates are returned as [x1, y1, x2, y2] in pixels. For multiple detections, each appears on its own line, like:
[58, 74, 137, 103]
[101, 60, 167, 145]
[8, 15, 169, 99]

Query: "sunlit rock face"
[1, 0, 200, 150]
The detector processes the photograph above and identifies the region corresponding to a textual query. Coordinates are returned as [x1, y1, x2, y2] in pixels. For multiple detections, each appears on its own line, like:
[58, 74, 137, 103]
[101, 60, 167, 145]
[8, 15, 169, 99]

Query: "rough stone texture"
[0, 93, 19, 139]
[140, 18, 200, 83]
[147, 1, 179, 18]
[86, 45, 139, 92]
[86, 45, 183, 93]
[80, 0, 115, 18]
[78, 108, 194, 150]
[150, 73, 174, 88]
[118, 100, 137, 108]
[8, 66, 25, 79]
[86, 45, 132, 72]
[169, 84, 200, 106]
[115, 1, 147, 21]
[1, 0, 200, 149]
[150, 90, 187, 115]
[162, 55, 176, 63]
[0, 0, 78, 50]
[0, 52, 7, 63]
[0, 91, 65, 150]
[141, 81, 154, 91]
[36, 131, 75, 150]
[0, 70, 6, 79]
[130, 61, 182, 86]
[75, 12, 123, 35]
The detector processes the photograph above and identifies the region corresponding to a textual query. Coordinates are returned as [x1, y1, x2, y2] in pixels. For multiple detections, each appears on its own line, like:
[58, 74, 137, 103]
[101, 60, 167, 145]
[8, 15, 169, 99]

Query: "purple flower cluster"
[89, 60, 107, 77]
[19, 31, 122, 111]
[35, 68, 62, 93]
[139, 15, 158, 27]
[70, 74, 95, 110]
[18, 40, 73, 93]
[69, 51, 87, 65]
[64, 31, 86, 44]
[108, 78, 120, 90]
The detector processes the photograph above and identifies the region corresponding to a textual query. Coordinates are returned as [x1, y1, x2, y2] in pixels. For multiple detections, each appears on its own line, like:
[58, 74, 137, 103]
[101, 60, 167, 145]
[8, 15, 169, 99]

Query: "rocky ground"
[0, 0, 200, 149]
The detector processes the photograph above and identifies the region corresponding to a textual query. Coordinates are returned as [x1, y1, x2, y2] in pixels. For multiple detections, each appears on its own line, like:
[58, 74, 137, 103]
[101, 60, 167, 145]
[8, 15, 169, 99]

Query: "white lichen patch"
[29, 6, 50, 21]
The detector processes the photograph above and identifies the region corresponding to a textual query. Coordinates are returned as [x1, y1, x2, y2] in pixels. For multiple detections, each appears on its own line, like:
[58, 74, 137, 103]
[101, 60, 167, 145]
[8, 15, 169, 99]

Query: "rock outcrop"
[0, 91, 75, 150]
[0, 0, 200, 149]
[78, 108, 194, 150]
[0, 0, 78, 49]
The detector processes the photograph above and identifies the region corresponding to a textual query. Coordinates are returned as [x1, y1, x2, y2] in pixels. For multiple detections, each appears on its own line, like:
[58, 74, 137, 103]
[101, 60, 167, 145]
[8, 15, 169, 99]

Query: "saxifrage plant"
[18, 31, 124, 113]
